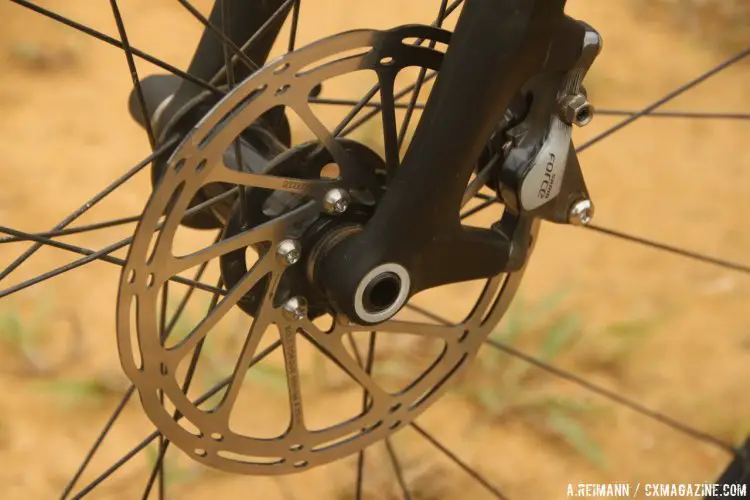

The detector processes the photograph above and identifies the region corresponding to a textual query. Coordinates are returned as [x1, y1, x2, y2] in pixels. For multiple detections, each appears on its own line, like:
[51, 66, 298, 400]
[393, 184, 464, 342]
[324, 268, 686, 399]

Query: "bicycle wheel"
[1, 1, 748, 499]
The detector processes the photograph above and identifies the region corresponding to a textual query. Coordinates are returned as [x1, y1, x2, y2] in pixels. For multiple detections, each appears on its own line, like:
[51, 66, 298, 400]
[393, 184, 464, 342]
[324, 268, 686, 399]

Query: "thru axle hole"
[363, 272, 401, 314]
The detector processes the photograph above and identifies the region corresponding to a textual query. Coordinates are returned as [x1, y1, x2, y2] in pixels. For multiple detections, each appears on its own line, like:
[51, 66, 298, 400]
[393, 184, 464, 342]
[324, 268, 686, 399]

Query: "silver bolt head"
[323, 188, 350, 214]
[569, 199, 595, 226]
[276, 239, 302, 266]
[282, 296, 308, 321]
[560, 94, 595, 127]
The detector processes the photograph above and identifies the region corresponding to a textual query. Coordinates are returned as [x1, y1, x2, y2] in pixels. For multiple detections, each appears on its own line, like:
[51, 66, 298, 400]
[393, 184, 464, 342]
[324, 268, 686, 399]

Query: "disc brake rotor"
[117, 25, 534, 475]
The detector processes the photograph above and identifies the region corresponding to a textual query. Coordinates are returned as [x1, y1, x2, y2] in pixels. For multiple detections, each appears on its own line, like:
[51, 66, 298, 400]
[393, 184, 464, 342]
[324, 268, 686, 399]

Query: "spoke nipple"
[559, 93, 595, 127]
[323, 188, 350, 215]
[276, 239, 302, 266]
[568, 198, 595, 226]
[282, 296, 308, 321]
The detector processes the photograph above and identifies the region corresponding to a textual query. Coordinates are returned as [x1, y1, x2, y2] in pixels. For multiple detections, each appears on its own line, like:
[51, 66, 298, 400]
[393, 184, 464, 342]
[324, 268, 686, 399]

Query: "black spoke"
[219, 0, 250, 226]
[0, 215, 140, 244]
[403, 304, 447, 325]
[384, 439, 412, 500]
[597, 109, 750, 121]
[346, 332, 380, 500]
[287, 0, 301, 53]
[0, 188, 236, 299]
[0, 136, 176, 282]
[71, 430, 155, 499]
[397, 0, 449, 152]
[355, 438, 365, 499]
[411, 423, 508, 500]
[309, 97, 425, 110]
[459, 154, 501, 216]
[405, 303, 734, 455]
[577, 45, 750, 154]
[0, 226, 224, 297]
[178, 0, 259, 73]
[463, 204, 750, 277]
[333, 85, 381, 138]
[60, 385, 136, 500]
[484, 339, 735, 454]
[71, 339, 283, 499]
[586, 224, 750, 276]
[432, 0, 464, 31]
[61, 254, 215, 499]
[360, 334, 377, 498]
[142, 279, 223, 499]
[473, 193, 496, 201]
[164, 233, 221, 336]
[459, 196, 498, 220]
[462, 155, 500, 207]
[110, 0, 157, 149]
[156, 280, 170, 499]
[9, 0, 221, 96]
[336, 0, 463, 138]
[140, 249, 214, 499]
[340, 72, 437, 138]
[140, 338, 205, 499]
[210, 0, 295, 85]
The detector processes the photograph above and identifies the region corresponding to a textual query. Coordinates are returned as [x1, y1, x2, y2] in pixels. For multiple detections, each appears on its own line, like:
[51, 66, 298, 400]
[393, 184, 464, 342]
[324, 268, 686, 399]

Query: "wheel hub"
[218, 139, 386, 319]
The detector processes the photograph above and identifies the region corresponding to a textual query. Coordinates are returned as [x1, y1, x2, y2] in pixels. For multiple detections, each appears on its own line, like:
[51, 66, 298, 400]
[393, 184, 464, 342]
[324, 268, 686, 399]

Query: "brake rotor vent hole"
[363, 272, 401, 314]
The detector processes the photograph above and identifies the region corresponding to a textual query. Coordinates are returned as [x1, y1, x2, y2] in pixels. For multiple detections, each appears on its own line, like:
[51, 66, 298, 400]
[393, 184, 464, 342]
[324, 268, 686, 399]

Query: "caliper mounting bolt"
[559, 93, 595, 127]
[568, 198, 595, 226]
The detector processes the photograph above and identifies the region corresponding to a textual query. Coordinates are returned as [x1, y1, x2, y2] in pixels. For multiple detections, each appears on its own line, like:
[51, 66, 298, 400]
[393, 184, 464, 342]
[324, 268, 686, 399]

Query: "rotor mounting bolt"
[323, 188, 350, 215]
[282, 296, 308, 322]
[559, 93, 595, 127]
[276, 239, 302, 266]
[568, 198, 595, 226]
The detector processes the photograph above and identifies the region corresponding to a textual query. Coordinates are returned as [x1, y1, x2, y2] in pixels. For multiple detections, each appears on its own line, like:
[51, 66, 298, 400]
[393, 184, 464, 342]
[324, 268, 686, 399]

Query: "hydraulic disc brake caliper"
[493, 22, 602, 240]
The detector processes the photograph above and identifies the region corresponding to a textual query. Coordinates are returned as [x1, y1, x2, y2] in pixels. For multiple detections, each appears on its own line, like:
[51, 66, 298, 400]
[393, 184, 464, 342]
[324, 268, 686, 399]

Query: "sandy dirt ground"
[1, 1, 749, 499]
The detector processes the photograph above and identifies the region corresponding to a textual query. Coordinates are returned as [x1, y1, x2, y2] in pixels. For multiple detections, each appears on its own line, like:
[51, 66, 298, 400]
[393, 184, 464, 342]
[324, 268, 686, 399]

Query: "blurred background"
[0, 0, 749, 498]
